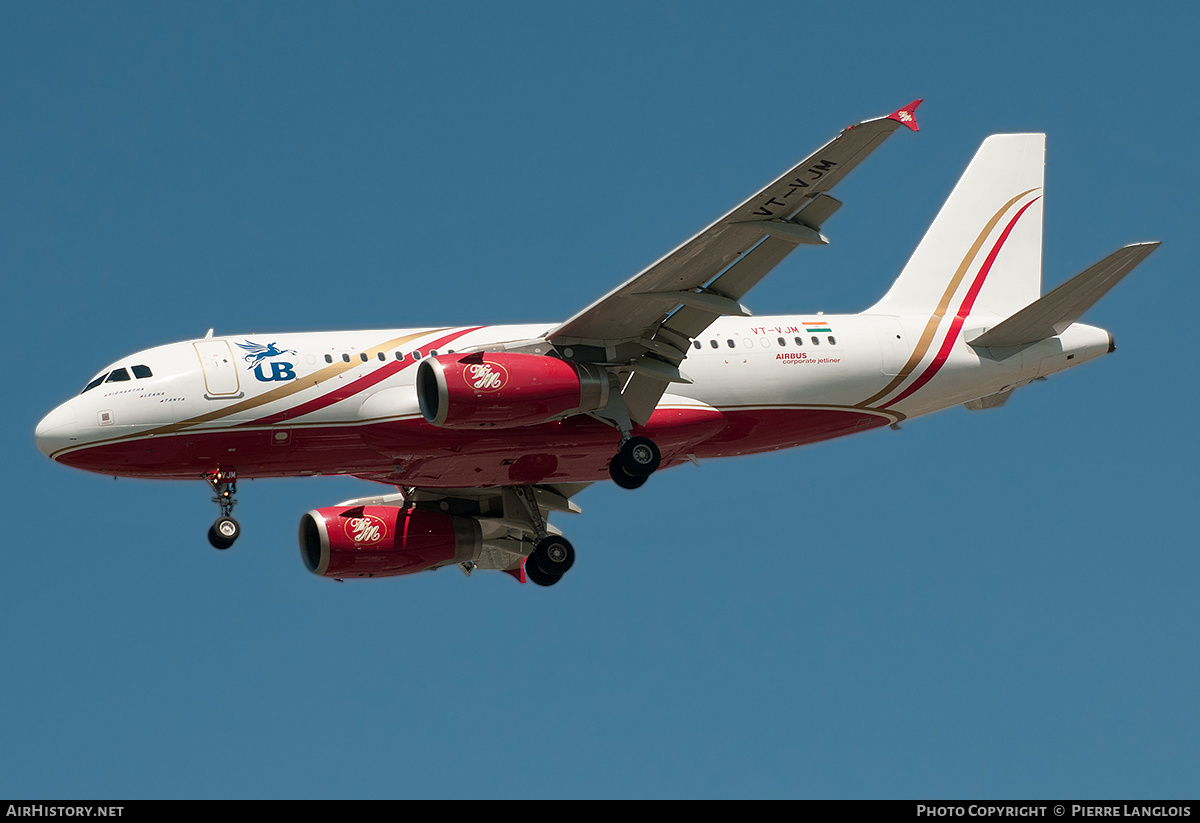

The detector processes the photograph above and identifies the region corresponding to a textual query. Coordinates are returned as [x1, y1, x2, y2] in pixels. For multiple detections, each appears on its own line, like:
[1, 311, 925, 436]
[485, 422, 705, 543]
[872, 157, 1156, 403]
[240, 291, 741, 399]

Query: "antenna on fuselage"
[204, 329, 214, 339]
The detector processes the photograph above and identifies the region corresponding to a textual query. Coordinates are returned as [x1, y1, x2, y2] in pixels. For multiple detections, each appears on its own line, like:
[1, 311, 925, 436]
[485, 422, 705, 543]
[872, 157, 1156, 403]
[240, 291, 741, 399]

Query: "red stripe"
[243, 327, 481, 427]
[882, 197, 1040, 409]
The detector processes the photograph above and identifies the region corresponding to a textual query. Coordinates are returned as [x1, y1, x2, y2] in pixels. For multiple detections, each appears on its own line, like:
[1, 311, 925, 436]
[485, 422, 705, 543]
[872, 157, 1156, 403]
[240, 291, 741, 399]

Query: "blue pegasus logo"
[236, 340, 296, 369]
[236, 340, 298, 382]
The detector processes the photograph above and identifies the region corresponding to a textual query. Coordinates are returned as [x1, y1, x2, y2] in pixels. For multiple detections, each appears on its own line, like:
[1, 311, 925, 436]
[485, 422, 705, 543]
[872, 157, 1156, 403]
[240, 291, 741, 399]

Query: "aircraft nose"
[35, 402, 78, 458]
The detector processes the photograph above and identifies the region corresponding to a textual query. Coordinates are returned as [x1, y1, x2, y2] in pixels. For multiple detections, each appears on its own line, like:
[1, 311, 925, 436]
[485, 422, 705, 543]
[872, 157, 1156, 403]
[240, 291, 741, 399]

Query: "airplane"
[35, 101, 1159, 587]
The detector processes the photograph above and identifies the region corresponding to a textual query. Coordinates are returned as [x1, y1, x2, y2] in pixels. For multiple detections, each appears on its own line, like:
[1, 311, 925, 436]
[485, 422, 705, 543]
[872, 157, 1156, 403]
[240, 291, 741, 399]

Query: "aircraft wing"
[546, 101, 922, 424]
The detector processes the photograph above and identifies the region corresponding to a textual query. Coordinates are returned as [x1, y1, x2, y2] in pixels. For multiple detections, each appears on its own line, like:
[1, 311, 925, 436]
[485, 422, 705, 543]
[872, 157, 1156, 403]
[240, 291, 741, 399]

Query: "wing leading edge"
[547, 101, 922, 424]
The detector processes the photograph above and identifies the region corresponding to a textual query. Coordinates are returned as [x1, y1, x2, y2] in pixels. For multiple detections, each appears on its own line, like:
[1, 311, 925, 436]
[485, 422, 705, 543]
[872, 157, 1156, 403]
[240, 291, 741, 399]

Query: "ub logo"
[237, 340, 298, 383]
[253, 362, 296, 382]
[465, 361, 508, 392]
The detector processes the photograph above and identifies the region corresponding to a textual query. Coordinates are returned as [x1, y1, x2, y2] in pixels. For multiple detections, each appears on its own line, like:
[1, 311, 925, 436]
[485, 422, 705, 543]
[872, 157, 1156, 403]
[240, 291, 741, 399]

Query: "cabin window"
[359, 353, 368, 362]
[777, 337, 786, 347]
[827, 336, 837, 346]
[726, 340, 735, 348]
[413, 351, 422, 360]
[324, 354, 333, 364]
[811, 336, 820, 346]
[693, 341, 701, 350]
[342, 354, 351, 363]
[131, 365, 152, 379]
[710, 340, 718, 349]
[377, 352, 386, 361]
[105, 368, 131, 383]
[795, 336, 804, 346]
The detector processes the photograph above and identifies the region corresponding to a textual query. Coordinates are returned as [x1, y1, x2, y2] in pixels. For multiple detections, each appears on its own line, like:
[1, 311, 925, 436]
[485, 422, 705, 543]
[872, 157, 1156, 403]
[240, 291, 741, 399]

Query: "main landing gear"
[608, 435, 661, 490]
[514, 486, 575, 587]
[205, 469, 240, 550]
[519, 436, 661, 588]
[527, 534, 576, 587]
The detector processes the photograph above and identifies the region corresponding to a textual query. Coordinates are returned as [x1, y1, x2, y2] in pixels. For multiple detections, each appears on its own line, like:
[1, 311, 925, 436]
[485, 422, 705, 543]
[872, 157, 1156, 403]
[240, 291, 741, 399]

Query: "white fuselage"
[35, 312, 1113, 487]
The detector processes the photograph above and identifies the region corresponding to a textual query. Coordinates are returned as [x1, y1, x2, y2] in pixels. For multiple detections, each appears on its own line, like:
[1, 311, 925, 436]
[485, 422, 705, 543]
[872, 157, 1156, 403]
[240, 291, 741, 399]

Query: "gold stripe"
[715, 401, 906, 425]
[51, 329, 442, 460]
[148, 329, 440, 435]
[855, 189, 1037, 408]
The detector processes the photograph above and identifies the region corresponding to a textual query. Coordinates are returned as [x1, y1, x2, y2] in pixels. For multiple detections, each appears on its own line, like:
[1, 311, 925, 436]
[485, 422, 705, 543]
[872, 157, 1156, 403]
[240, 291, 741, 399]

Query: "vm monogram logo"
[253, 362, 296, 382]
[344, 515, 387, 546]
[465, 362, 508, 392]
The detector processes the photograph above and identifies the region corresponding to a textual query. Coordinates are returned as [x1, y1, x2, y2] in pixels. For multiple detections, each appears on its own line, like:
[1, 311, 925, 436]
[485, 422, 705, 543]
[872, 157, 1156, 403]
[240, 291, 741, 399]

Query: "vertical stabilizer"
[868, 134, 1045, 319]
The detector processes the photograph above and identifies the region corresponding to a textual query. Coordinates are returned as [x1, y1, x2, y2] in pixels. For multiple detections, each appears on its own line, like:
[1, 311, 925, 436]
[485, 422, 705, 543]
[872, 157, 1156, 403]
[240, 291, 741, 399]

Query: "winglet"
[887, 99, 922, 132]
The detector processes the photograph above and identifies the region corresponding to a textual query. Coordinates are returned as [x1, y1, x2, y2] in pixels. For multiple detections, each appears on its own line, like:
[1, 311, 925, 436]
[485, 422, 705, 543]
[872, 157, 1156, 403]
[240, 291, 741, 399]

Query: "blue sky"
[4, 1, 1198, 799]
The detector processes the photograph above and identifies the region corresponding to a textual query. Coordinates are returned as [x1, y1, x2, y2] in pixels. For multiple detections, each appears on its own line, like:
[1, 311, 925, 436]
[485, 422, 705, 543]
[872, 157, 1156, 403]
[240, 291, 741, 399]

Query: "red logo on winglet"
[887, 99, 922, 132]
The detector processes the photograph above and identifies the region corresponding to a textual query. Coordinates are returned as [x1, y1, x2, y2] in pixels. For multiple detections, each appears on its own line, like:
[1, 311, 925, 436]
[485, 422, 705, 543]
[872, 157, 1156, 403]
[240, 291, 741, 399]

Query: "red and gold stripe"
[856, 189, 1041, 410]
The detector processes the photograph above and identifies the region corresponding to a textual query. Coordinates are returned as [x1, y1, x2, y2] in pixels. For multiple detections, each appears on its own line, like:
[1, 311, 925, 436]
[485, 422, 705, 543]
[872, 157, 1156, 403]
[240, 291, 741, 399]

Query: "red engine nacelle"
[416, 352, 610, 429]
[299, 505, 482, 579]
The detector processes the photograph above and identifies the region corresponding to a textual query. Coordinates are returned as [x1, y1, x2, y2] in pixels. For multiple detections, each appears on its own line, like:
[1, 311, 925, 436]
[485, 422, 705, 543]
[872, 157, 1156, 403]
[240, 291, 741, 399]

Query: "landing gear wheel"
[617, 436, 661, 478]
[609, 456, 648, 489]
[205, 469, 239, 550]
[525, 559, 563, 587]
[208, 516, 240, 550]
[532, 535, 575, 576]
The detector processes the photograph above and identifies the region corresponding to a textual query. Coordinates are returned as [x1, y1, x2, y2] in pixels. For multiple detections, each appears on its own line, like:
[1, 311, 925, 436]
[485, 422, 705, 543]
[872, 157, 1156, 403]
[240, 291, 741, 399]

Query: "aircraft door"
[873, 317, 907, 376]
[193, 340, 242, 398]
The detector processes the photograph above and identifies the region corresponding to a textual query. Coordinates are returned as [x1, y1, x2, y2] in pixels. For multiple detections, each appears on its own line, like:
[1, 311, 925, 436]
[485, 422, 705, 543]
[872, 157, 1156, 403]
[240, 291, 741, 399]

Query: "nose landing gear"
[205, 469, 240, 550]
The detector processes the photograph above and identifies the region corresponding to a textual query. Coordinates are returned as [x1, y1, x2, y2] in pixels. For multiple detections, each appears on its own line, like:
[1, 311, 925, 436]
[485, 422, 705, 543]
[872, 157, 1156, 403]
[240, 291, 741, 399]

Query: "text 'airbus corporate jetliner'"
[36, 102, 1158, 586]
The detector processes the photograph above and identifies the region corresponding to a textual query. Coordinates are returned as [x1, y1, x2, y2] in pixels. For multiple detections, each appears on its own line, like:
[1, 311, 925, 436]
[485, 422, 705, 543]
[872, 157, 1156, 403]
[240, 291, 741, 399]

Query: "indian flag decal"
[803, 321, 833, 333]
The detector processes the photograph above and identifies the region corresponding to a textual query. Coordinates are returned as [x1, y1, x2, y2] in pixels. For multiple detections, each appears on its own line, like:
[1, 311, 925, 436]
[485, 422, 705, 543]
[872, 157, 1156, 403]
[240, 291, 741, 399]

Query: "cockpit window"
[82, 373, 109, 394]
[80, 364, 150, 394]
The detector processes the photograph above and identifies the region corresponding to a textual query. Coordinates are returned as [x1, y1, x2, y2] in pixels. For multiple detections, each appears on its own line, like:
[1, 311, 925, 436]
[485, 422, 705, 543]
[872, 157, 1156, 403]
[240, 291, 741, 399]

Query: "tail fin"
[868, 134, 1045, 319]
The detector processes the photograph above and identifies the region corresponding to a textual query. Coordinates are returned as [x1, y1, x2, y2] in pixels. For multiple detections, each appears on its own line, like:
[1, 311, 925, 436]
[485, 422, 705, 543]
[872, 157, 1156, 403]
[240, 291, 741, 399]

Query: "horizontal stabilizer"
[969, 242, 1159, 348]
